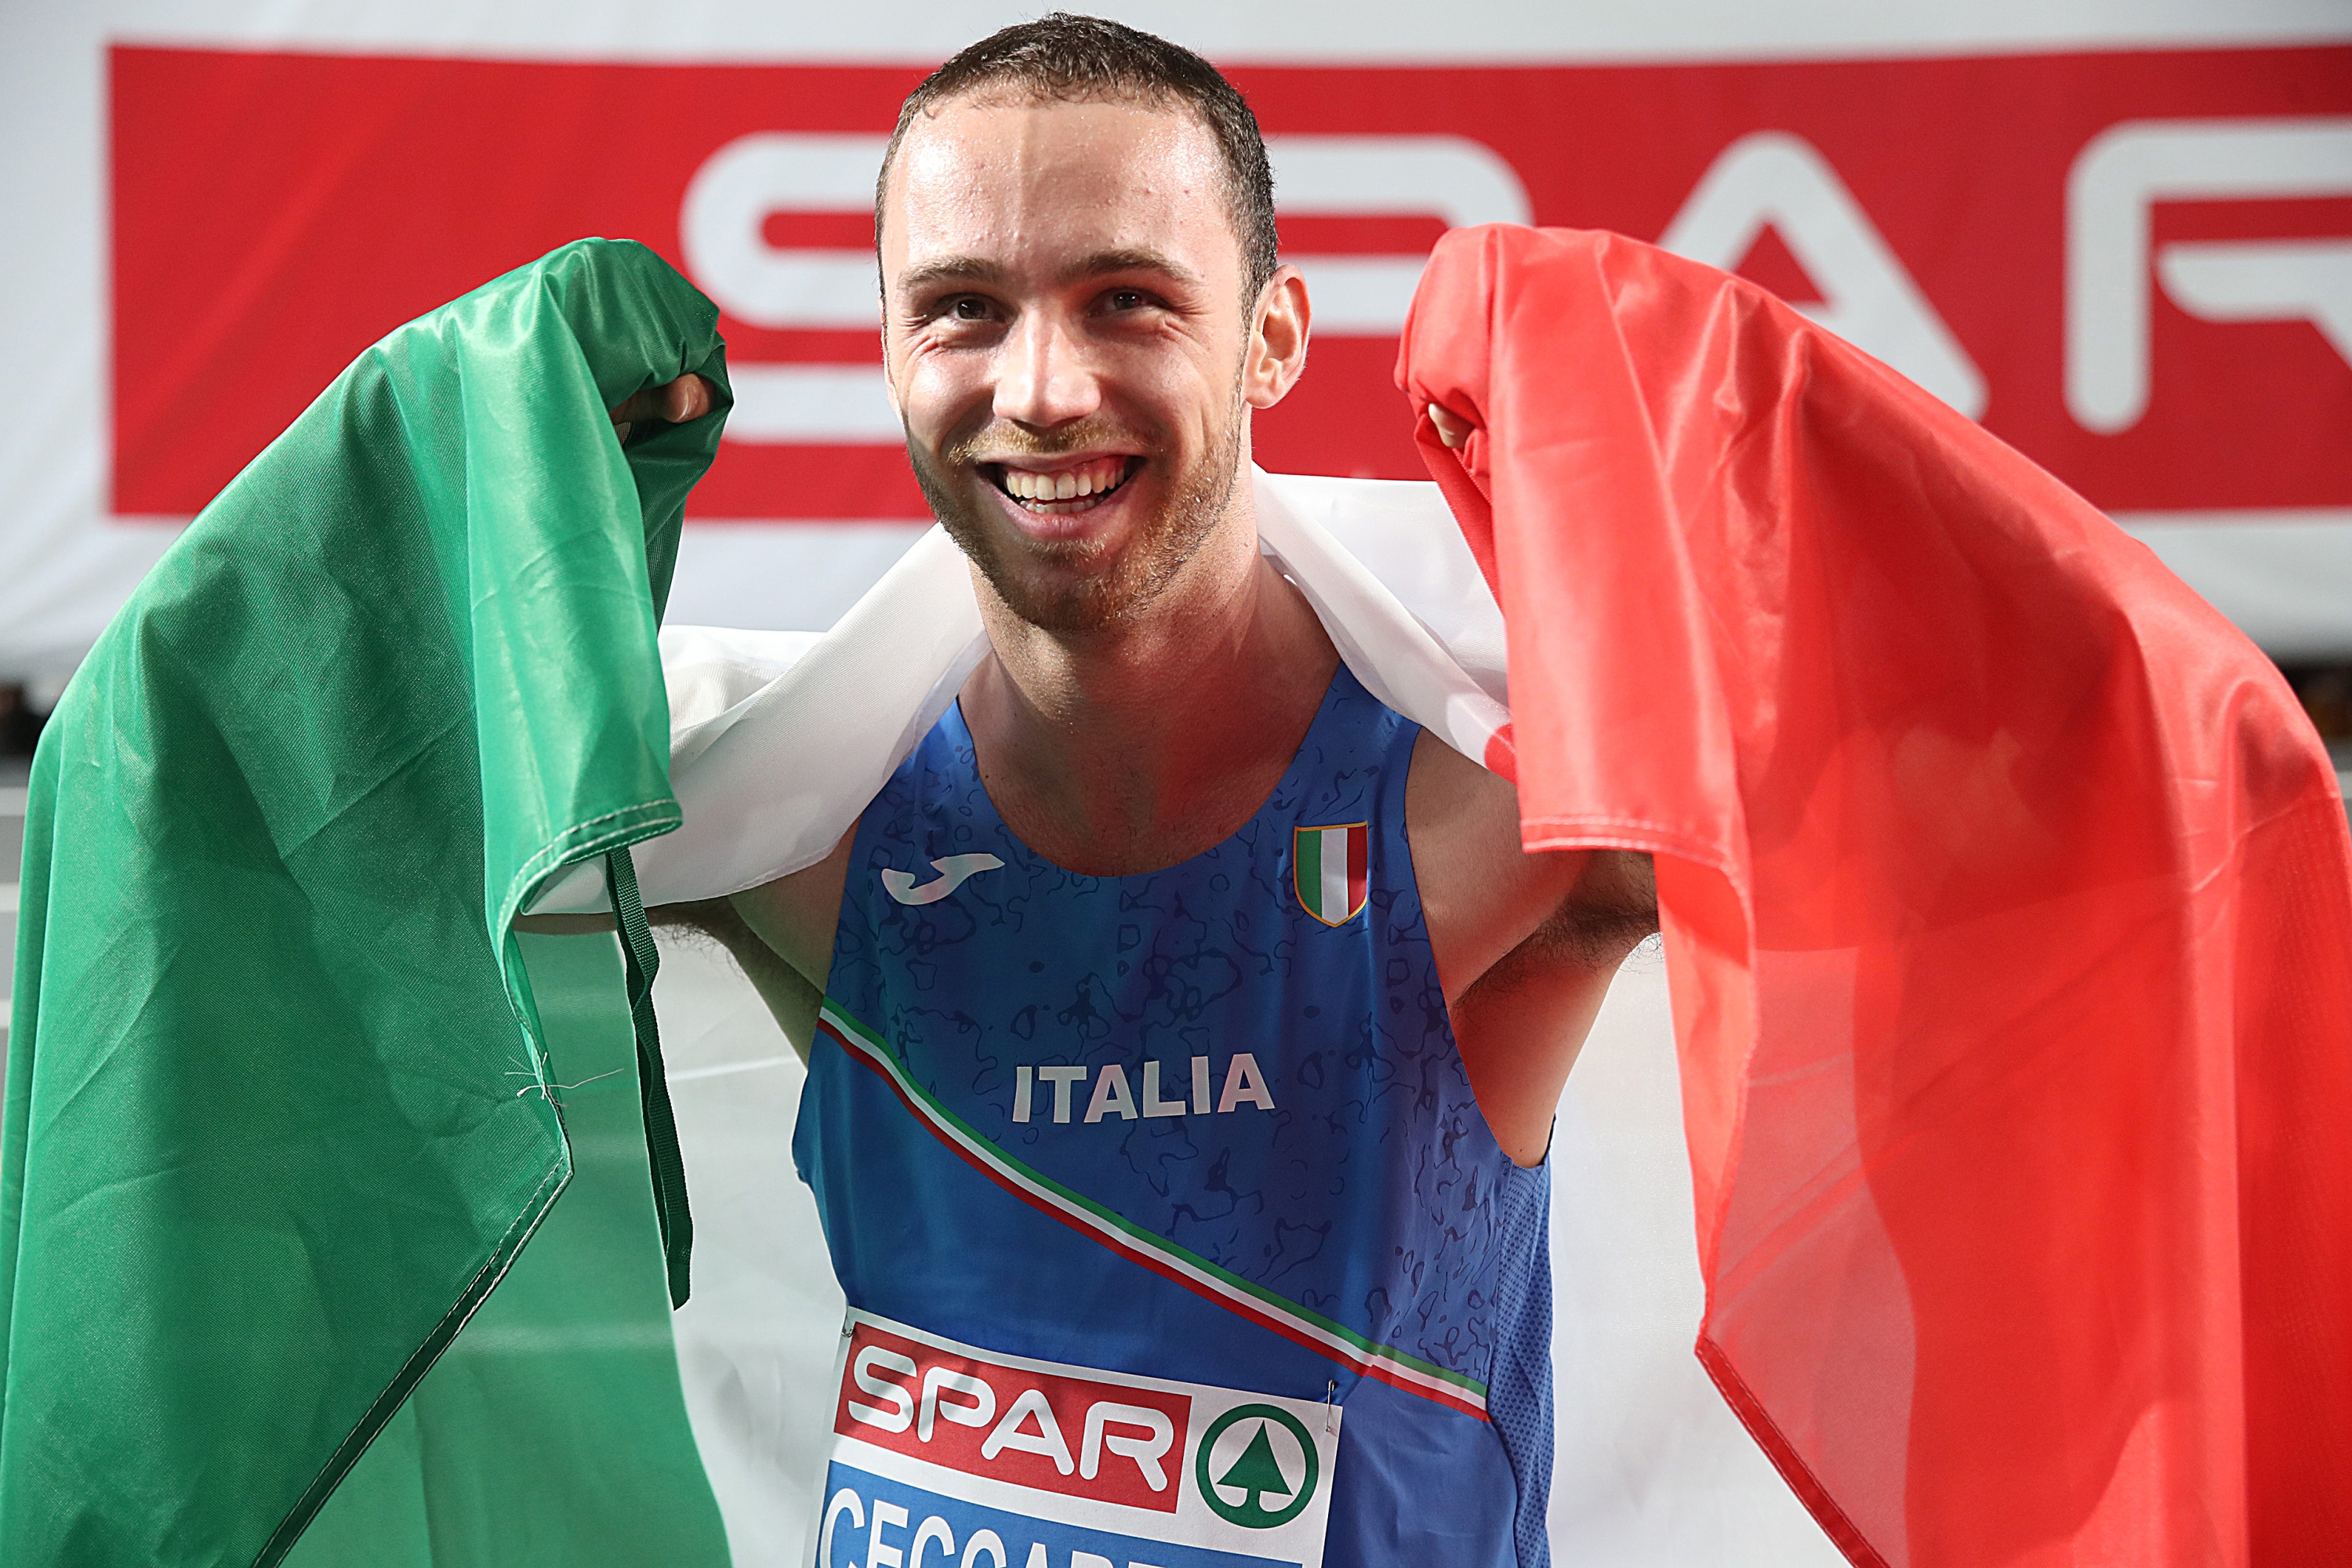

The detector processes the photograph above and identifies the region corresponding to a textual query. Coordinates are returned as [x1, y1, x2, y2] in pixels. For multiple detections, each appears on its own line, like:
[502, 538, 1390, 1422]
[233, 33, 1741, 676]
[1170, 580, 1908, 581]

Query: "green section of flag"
[1296, 826, 1327, 919]
[287, 933, 730, 1567]
[0, 240, 731, 1566]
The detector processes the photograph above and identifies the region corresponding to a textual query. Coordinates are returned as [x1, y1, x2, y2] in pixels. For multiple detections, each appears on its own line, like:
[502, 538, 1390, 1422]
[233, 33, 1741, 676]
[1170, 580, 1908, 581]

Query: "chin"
[955, 517, 1167, 634]
[917, 462, 1240, 637]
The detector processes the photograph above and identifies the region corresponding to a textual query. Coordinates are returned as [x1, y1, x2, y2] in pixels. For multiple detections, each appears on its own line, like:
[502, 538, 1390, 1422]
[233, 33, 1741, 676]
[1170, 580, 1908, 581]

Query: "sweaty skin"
[596, 98, 1655, 1167]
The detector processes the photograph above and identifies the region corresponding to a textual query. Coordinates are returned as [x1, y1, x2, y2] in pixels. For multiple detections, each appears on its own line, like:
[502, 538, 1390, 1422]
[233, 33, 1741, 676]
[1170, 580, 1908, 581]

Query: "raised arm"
[1408, 729, 1658, 1167]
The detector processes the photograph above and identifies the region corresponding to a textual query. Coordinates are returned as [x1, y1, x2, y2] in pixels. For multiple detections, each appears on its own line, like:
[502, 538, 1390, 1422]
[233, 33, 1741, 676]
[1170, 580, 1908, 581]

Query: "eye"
[949, 296, 992, 321]
[1105, 289, 1149, 312]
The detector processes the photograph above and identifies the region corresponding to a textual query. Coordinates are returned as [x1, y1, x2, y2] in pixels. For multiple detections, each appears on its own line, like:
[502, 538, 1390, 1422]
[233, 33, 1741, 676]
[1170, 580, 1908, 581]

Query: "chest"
[826, 677, 1477, 1213]
[802, 677, 1535, 1390]
[827, 806, 1488, 1299]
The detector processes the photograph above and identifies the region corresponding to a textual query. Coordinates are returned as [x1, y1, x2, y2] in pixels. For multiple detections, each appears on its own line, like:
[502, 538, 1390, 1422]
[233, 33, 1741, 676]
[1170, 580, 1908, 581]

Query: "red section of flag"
[110, 45, 2350, 521]
[1345, 823, 1369, 920]
[833, 1320, 1190, 1513]
[1400, 225, 2352, 1567]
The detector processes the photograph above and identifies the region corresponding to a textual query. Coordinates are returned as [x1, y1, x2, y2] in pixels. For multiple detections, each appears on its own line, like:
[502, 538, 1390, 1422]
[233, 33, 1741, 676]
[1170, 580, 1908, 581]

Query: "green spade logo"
[1195, 1404, 1319, 1529]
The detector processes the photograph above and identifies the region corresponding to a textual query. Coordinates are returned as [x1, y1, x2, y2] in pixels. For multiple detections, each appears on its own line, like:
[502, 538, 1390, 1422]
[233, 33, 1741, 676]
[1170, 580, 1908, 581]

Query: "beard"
[907, 387, 1246, 635]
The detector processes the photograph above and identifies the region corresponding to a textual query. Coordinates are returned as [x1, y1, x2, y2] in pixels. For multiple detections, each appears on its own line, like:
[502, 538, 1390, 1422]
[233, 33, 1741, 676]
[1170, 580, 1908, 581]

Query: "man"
[606, 16, 1654, 1564]
[22, 15, 2340, 1568]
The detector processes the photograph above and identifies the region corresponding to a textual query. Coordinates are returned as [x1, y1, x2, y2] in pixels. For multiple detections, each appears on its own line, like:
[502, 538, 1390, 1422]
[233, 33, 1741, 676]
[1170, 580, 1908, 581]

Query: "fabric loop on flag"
[607, 845, 694, 1306]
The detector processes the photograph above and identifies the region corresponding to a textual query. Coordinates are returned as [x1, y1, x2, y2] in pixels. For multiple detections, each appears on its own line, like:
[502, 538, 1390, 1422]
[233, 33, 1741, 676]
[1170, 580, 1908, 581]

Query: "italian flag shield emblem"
[1293, 822, 1370, 926]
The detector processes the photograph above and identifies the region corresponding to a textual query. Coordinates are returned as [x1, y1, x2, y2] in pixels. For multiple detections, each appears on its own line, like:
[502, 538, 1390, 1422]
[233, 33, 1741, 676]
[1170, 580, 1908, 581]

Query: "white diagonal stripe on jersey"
[813, 999, 1490, 1417]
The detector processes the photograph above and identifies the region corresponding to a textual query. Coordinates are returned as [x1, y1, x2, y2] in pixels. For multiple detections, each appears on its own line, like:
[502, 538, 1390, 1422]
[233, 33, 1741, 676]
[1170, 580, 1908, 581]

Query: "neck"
[960, 475, 1340, 877]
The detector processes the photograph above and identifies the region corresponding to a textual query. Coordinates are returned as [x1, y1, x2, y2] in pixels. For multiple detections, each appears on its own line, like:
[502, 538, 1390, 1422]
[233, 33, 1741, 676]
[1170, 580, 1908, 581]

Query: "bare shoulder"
[1406, 731, 1660, 1167]
[713, 822, 859, 993]
[638, 822, 858, 1063]
[1406, 731, 1660, 1002]
[1403, 726, 1526, 857]
[1405, 729, 1585, 1003]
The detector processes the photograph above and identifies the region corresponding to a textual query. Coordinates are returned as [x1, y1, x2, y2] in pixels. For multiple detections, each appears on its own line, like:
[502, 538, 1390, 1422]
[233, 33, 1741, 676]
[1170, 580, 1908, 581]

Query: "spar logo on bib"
[813, 1312, 1342, 1567]
[1293, 823, 1368, 927]
[834, 1321, 1190, 1513]
[1196, 1406, 1319, 1529]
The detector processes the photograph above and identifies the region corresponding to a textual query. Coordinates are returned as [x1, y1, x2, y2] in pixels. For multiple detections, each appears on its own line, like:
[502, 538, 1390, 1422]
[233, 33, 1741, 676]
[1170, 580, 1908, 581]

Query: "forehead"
[882, 96, 1237, 278]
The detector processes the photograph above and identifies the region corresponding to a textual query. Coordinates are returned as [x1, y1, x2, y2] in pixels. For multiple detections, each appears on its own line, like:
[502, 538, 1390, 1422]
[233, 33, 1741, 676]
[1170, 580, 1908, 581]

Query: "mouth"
[979, 456, 1142, 516]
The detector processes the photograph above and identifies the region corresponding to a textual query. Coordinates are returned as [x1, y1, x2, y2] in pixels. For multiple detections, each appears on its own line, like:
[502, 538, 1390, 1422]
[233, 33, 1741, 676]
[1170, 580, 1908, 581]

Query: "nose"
[992, 309, 1102, 430]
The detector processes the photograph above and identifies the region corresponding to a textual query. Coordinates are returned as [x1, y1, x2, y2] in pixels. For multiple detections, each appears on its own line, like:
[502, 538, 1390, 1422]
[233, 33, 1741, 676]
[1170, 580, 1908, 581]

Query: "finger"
[661, 373, 716, 424]
[608, 387, 664, 427]
[608, 375, 716, 431]
[1428, 405, 1474, 449]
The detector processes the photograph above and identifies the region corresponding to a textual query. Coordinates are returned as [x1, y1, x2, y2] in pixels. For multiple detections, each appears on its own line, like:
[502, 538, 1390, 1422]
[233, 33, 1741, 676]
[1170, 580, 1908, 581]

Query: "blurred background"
[2, 2, 2347, 1563]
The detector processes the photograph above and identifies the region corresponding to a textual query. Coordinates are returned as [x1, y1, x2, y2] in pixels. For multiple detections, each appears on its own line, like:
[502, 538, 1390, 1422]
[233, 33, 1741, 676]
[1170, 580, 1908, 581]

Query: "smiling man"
[624, 16, 1655, 1566]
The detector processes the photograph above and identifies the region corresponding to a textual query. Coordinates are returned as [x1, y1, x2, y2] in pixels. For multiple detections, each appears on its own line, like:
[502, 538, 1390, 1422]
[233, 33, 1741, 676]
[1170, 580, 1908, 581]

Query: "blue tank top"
[796, 665, 1553, 1568]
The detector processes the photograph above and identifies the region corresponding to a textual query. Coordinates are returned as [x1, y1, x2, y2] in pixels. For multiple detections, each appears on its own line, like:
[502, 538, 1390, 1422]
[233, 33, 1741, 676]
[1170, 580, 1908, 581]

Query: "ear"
[1243, 264, 1311, 411]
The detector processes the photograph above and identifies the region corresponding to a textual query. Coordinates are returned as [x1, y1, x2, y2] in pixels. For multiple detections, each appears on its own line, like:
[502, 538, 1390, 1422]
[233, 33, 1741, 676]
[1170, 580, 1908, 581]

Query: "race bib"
[809, 1312, 1343, 1568]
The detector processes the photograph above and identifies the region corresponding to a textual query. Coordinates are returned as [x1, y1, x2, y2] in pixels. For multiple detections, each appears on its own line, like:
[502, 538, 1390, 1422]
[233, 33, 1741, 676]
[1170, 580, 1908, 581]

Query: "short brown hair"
[877, 13, 1279, 302]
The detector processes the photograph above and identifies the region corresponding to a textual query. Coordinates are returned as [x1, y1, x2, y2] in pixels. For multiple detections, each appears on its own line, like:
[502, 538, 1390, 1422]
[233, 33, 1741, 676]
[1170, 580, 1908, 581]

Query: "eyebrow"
[1060, 247, 1204, 290]
[893, 255, 1018, 296]
[891, 246, 1206, 299]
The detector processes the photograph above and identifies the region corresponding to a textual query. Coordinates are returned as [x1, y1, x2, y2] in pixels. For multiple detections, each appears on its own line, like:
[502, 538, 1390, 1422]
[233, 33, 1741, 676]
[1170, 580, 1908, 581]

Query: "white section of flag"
[1316, 826, 1352, 923]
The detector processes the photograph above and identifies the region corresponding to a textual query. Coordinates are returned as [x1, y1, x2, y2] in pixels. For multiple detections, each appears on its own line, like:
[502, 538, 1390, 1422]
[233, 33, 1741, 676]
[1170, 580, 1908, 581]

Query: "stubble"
[907, 382, 1247, 635]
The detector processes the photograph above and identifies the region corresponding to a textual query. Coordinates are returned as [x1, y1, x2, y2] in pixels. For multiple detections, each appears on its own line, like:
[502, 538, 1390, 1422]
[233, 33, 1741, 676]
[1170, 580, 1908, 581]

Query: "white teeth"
[999, 458, 1127, 506]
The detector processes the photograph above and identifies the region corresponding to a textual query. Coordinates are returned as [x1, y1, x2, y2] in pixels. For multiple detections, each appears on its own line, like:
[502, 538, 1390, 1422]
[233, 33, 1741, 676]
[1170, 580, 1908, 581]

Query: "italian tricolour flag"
[1291, 823, 1369, 926]
[7, 227, 2348, 1568]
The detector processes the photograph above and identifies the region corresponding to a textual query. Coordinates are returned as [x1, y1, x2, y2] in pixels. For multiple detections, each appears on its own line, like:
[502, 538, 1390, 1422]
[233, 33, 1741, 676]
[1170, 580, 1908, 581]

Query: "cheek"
[895, 343, 990, 437]
[1117, 347, 1240, 445]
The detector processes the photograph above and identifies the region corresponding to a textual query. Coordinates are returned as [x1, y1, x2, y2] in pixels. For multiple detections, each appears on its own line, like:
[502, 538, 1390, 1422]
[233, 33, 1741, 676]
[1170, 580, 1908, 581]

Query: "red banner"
[112, 45, 2351, 521]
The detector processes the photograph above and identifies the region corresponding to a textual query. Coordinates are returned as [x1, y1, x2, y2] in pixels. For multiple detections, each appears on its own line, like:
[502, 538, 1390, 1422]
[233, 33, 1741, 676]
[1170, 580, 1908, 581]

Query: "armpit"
[659, 895, 823, 1062]
[1537, 850, 1660, 967]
